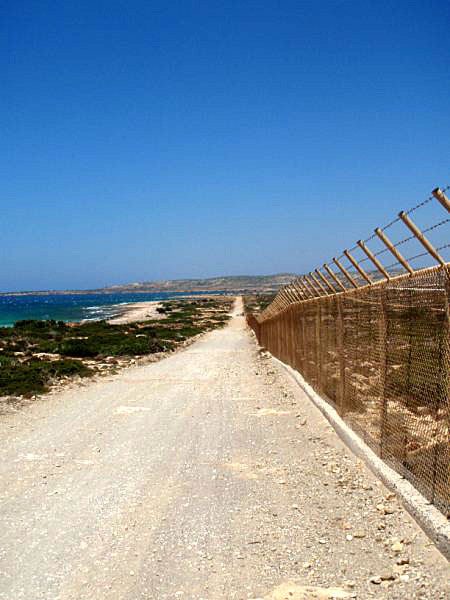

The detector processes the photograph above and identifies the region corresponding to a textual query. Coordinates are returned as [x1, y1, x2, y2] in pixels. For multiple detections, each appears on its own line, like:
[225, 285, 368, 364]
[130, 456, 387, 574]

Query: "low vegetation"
[243, 293, 276, 314]
[0, 297, 233, 400]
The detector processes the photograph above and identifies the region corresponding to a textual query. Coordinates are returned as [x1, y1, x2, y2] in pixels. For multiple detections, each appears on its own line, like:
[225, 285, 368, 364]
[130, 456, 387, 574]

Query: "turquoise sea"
[0, 291, 222, 327]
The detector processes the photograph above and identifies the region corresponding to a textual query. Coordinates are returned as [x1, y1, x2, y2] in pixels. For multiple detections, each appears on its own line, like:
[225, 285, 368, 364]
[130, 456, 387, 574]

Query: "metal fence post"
[379, 288, 388, 458]
[337, 296, 345, 415]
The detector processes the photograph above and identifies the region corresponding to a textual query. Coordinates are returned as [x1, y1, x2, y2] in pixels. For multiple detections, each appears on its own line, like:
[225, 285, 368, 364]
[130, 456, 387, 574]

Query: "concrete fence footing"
[271, 354, 450, 561]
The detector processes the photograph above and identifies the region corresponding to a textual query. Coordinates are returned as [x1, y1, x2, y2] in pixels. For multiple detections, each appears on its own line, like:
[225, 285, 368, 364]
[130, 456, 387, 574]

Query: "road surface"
[0, 299, 448, 599]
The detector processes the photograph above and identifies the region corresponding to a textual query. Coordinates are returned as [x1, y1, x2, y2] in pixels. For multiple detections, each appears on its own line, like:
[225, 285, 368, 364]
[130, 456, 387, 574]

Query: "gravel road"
[0, 298, 448, 600]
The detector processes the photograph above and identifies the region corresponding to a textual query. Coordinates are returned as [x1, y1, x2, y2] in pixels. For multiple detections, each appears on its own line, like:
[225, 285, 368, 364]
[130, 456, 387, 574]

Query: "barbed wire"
[358, 256, 371, 265]
[422, 217, 450, 234]
[380, 215, 401, 232]
[383, 259, 402, 271]
[407, 250, 432, 263]
[362, 187, 447, 244]
[363, 231, 378, 243]
[397, 243, 449, 266]
[263, 186, 449, 314]
[405, 195, 434, 216]
[372, 247, 390, 258]
[393, 233, 416, 248]
[384, 219, 449, 252]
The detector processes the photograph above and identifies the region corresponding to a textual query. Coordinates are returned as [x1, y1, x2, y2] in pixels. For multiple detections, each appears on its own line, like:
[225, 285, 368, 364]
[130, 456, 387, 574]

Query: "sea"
[0, 291, 223, 328]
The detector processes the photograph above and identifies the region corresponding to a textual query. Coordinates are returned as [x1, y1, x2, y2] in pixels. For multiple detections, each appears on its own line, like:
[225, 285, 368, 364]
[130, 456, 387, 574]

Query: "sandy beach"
[107, 301, 164, 324]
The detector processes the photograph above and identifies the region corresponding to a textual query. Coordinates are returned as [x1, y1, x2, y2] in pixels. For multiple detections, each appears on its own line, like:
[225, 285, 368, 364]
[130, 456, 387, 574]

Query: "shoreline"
[107, 301, 165, 324]
[0, 294, 234, 328]
[0, 296, 234, 404]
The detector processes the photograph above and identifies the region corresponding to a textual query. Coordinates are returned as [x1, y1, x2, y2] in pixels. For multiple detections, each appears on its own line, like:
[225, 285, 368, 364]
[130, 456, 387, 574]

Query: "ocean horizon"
[0, 291, 224, 327]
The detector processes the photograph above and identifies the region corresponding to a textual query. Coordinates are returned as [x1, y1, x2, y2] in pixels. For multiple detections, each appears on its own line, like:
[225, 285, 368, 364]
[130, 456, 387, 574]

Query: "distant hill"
[2, 274, 297, 296]
[103, 273, 297, 293]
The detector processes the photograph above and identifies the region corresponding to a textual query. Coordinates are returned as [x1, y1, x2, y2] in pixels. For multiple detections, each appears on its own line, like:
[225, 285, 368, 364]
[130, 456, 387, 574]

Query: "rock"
[396, 557, 410, 565]
[377, 503, 395, 515]
[353, 530, 366, 538]
[381, 573, 396, 581]
[391, 541, 404, 553]
[370, 576, 382, 584]
[346, 535, 353, 541]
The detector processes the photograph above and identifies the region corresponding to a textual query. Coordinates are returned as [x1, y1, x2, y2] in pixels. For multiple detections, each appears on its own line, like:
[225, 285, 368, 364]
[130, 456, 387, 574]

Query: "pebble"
[353, 530, 366, 538]
[392, 541, 404, 553]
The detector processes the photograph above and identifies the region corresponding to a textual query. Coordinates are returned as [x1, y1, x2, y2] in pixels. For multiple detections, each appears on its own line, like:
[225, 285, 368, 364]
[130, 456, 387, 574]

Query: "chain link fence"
[248, 188, 449, 516]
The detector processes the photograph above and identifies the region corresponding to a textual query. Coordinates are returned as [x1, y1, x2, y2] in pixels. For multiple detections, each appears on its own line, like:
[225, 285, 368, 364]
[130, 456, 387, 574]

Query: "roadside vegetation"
[243, 293, 276, 314]
[0, 297, 233, 400]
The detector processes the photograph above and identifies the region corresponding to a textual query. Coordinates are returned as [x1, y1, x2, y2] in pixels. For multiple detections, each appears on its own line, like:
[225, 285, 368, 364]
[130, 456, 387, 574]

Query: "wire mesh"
[247, 186, 450, 516]
[248, 266, 449, 516]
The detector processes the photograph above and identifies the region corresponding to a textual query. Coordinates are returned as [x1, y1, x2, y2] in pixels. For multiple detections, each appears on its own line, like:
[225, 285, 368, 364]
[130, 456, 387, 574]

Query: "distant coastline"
[0, 291, 226, 328]
[0, 273, 296, 297]
[0, 288, 231, 297]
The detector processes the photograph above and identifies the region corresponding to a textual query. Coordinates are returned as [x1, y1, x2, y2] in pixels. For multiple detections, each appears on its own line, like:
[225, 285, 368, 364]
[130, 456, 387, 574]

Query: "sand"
[107, 301, 164, 324]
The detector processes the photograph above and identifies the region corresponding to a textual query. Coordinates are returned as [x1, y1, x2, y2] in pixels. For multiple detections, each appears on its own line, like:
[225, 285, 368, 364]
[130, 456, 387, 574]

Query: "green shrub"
[58, 338, 99, 358]
[0, 358, 91, 397]
[46, 358, 92, 378]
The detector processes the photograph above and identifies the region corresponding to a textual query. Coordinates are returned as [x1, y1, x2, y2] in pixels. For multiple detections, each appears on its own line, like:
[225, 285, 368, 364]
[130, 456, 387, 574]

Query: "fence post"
[398, 212, 445, 266]
[433, 266, 450, 504]
[316, 268, 336, 293]
[375, 228, 414, 275]
[337, 296, 345, 415]
[432, 187, 450, 213]
[333, 257, 358, 288]
[344, 249, 373, 284]
[379, 287, 389, 459]
[315, 300, 322, 391]
[324, 263, 347, 291]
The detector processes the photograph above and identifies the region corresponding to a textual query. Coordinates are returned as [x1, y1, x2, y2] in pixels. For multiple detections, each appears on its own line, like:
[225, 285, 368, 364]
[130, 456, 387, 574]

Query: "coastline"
[106, 295, 232, 325]
[0, 296, 234, 404]
[0, 293, 235, 328]
[107, 301, 164, 324]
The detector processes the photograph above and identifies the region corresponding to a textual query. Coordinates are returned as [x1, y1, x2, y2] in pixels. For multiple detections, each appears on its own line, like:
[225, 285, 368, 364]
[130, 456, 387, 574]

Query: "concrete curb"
[271, 355, 450, 561]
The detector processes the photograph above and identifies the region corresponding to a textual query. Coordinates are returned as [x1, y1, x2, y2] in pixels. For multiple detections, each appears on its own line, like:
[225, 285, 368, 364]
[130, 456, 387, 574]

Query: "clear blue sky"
[2, 1, 449, 291]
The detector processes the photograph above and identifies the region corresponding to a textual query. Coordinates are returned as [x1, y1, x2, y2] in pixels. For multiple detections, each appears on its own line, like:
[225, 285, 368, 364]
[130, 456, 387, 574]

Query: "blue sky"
[1, 1, 449, 291]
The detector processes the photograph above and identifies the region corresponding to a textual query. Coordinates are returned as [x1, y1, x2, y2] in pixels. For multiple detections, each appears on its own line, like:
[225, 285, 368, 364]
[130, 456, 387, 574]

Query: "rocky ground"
[0, 298, 447, 599]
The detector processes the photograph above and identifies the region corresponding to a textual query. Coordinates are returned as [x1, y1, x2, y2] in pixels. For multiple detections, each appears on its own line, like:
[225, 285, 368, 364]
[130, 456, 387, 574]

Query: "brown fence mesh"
[248, 265, 450, 516]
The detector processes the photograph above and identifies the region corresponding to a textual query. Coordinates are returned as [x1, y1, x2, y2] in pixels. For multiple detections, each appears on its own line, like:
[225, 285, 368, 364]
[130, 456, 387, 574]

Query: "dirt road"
[0, 299, 448, 599]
